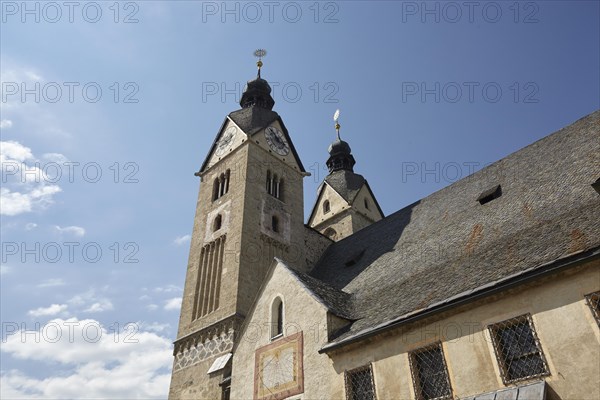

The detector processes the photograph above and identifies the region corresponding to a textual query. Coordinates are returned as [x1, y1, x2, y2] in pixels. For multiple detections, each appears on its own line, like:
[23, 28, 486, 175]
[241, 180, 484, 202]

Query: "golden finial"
[254, 49, 267, 77]
[333, 109, 341, 140]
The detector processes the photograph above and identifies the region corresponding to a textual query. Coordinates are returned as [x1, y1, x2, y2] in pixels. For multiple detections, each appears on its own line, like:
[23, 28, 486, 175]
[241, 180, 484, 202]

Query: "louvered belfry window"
[488, 314, 550, 384]
[409, 343, 453, 400]
[344, 364, 376, 400]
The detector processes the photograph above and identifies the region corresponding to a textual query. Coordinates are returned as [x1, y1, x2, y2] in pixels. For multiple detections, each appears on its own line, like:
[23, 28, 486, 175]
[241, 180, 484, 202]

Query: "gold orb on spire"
[254, 49, 267, 71]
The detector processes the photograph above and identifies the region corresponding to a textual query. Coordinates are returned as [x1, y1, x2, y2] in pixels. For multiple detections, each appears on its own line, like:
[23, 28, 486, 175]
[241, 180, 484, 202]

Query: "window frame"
[344, 364, 377, 400]
[408, 342, 453, 400]
[585, 291, 600, 327]
[270, 296, 284, 340]
[488, 313, 550, 385]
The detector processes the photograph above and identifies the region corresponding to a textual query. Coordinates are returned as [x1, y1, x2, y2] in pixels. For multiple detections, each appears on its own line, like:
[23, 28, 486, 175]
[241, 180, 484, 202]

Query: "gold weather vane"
[254, 49, 267, 77]
[333, 109, 341, 140]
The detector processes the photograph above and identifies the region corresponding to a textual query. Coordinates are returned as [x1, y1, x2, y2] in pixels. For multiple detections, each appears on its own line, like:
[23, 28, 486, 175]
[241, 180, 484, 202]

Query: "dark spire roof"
[239, 66, 275, 110]
[326, 138, 356, 173]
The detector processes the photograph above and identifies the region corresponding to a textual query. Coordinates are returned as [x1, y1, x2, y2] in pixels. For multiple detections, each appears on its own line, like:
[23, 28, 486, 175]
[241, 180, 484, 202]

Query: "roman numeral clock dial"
[264, 126, 290, 156]
[215, 126, 237, 156]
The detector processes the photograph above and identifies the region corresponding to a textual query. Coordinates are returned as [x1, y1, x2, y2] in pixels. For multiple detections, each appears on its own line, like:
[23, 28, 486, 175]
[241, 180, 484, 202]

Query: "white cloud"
[142, 322, 171, 333]
[173, 234, 191, 246]
[28, 304, 68, 318]
[42, 152, 69, 163]
[0, 318, 172, 399]
[163, 297, 182, 311]
[1, 140, 33, 162]
[0, 141, 63, 216]
[25, 222, 37, 230]
[55, 225, 86, 237]
[0, 119, 13, 129]
[154, 284, 182, 293]
[83, 300, 114, 313]
[146, 304, 159, 311]
[68, 289, 113, 314]
[37, 278, 66, 288]
[1, 186, 62, 216]
[0, 265, 11, 275]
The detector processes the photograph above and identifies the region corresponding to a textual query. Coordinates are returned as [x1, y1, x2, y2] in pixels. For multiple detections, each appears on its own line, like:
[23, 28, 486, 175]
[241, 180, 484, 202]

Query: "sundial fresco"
[254, 332, 304, 400]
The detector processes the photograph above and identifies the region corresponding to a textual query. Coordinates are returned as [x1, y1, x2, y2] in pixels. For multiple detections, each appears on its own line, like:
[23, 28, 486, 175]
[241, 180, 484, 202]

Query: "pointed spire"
[240, 49, 275, 110]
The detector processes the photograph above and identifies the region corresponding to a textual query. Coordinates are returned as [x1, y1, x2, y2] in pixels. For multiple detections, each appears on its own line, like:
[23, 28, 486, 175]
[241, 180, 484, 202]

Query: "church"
[168, 57, 600, 400]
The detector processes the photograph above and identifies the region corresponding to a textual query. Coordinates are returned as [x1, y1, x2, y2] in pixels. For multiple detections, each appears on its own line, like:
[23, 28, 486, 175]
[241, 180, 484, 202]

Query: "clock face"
[215, 126, 237, 156]
[264, 126, 290, 156]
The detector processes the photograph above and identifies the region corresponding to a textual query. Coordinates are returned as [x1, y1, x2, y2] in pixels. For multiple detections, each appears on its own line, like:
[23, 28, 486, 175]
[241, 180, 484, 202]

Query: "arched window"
[323, 200, 331, 213]
[364, 198, 369, 210]
[271, 297, 283, 339]
[212, 170, 230, 201]
[273, 174, 279, 198]
[213, 214, 222, 232]
[271, 215, 279, 233]
[324, 227, 337, 240]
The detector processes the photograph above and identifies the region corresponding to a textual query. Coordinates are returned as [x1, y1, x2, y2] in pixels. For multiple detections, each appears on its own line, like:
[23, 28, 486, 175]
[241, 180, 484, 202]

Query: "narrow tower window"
[364, 198, 369, 210]
[323, 200, 331, 213]
[278, 179, 284, 201]
[271, 297, 284, 339]
[213, 214, 222, 232]
[271, 215, 279, 233]
[212, 178, 220, 201]
[266, 170, 272, 194]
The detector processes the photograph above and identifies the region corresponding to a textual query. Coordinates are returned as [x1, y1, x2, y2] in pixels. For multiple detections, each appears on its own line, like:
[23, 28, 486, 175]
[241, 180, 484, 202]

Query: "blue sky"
[1, 1, 598, 398]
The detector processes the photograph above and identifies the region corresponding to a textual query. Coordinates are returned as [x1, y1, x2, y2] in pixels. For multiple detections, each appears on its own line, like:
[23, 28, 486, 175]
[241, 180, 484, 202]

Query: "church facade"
[168, 62, 600, 400]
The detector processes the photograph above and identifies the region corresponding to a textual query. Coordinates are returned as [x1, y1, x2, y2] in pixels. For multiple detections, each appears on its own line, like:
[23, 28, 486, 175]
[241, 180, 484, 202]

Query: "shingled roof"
[324, 170, 366, 203]
[310, 110, 600, 347]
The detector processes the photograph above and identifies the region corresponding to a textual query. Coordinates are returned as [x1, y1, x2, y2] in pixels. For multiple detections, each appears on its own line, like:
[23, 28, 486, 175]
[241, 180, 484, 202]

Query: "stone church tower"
[168, 58, 309, 399]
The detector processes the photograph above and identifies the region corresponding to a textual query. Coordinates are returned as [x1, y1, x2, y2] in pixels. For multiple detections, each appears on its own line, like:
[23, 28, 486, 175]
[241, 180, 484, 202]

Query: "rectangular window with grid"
[585, 291, 600, 327]
[408, 343, 452, 400]
[488, 314, 550, 384]
[344, 364, 376, 400]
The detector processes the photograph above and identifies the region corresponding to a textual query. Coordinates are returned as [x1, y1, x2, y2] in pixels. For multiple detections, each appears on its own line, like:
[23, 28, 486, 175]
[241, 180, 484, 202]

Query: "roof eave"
[319, 245, 600, 354]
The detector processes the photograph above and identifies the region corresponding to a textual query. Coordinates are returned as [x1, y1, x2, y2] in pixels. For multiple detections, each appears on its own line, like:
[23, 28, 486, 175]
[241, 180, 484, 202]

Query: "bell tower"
[308, 110, 384, 241]
[169, 51, 308, 400]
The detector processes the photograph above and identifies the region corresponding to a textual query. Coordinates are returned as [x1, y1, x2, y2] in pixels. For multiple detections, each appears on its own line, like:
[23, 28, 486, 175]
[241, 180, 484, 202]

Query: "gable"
[202, 118, 248, 171]
[308, 181, 350, 227]
[199, 108, 305, 174]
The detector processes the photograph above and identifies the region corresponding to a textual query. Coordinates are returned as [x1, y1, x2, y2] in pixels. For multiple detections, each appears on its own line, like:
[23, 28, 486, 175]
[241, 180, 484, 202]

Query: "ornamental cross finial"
[333, 109, 341, 140]
[254, 49, 267, 78]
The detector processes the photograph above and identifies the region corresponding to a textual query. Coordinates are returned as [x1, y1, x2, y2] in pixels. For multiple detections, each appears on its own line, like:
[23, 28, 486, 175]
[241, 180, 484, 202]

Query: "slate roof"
[309, 110, 600, 347]
[281, 260, 355, 321]
[324, 170, 366, 203]
[228, 107, 279, 136]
